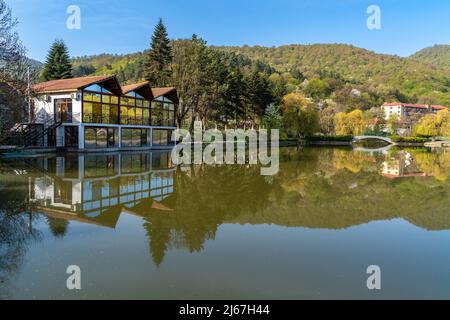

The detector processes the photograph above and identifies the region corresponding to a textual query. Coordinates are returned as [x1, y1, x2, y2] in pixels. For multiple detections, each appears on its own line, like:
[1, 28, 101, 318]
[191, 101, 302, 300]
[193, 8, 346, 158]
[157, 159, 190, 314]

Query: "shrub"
[309, 135, 354, 142]
[390, 136, 430, 143]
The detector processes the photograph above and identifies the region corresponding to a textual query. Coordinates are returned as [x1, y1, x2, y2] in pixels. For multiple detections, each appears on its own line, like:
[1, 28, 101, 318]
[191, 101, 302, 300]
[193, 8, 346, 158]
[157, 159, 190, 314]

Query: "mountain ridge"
[410, 44, 450, 69]
[38, 43, 450, 107]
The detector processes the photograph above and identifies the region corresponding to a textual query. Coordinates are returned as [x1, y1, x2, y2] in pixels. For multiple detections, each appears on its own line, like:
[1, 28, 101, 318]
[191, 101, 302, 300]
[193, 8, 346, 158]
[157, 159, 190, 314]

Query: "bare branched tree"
[0, 0, 39, 134]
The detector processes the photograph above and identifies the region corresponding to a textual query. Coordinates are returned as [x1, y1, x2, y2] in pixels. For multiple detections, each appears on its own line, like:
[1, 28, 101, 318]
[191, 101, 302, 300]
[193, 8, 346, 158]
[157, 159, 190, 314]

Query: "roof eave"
[34, 89, 79, 95]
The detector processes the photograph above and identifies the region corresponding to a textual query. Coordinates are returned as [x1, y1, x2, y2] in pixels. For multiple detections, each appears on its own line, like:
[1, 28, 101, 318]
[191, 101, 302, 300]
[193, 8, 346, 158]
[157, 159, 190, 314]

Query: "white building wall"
[33, 91, 82, 124]
[33, 91, 82, 147]
[32, 177, 54, 201]
[72, 181, 82, 206]
[383, 105, 403, 121]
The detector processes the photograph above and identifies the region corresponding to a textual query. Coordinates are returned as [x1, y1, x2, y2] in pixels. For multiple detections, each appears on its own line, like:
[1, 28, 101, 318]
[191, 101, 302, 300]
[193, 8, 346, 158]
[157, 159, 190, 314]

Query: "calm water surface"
[1, 147, 450, 299]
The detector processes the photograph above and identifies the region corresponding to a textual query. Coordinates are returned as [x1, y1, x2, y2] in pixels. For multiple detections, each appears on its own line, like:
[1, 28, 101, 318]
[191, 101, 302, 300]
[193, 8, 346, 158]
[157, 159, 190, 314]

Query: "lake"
[1, 146, 450, 300]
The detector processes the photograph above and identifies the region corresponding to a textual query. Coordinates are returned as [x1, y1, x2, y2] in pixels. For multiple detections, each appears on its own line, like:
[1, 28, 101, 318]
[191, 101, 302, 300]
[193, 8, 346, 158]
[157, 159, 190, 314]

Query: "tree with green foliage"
[318, 106, 336, 135]
[437, 109, 450, 137]
[304, 78, 332, 101]
[262, 104, 282, 130]
[280, 93, 319, 138]
[144, 19, 173, 87]
[334, 112, 349, 135]
[289, 68, 305, 82]
[334, 110, 368, 136]
[413, 114, 439, 138]
[72, 64, 96, 77]
[171, 35, 275, 131]
[42, 40, 73, 81]
[386, 114, 400, 135]
[244, 70, 274, 124]
[218, 44, 450, 107]
[269, 73, 289, 106]
[171, 36, 214, 130]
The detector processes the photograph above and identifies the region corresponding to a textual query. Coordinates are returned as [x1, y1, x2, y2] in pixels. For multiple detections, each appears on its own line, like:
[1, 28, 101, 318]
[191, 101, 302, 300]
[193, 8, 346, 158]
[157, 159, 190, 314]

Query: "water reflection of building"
[381, 151, 429, 179]
[28, 151, 175, 228]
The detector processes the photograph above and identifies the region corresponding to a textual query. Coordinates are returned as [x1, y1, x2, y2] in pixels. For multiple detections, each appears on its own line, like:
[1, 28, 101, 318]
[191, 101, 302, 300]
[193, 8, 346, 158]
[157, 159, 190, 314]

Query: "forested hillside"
[71, 43, 450, 108]
[410, 45, 450, 69]
[71, 48, 274, 84]
[218, 44, 450, 106]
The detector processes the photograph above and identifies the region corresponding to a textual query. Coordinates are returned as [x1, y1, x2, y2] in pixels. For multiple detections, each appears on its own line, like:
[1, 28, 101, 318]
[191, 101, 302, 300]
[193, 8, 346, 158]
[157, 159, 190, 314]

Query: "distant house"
[381, 103, 447, 122]
[29, 75, 178, 151]
[381, 102, 448, 134]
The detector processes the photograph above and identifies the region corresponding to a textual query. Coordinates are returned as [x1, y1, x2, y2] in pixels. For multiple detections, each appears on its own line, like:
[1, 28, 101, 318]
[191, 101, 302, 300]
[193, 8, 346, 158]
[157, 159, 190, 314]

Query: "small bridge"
[353, 144, 394, 154]
[353, 136, 395, 145]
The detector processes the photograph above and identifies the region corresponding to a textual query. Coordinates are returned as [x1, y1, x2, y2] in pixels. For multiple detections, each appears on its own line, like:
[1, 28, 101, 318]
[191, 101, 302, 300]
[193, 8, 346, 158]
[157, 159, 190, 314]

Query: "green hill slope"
[217, 44, 450, 106]
[410, 45, 450, 69]
[71, 43, 450, 106]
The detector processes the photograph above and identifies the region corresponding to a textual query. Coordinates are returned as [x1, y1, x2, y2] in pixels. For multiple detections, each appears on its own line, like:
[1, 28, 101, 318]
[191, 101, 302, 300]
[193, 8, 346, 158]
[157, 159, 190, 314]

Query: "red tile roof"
[152, 87, 176, 98]
[152, 87, 179, 103]
[33, 76, 179, 103]
[33, 75, 115, 93]
[383, 103, 448, 110]
[121, 82, 150, 94]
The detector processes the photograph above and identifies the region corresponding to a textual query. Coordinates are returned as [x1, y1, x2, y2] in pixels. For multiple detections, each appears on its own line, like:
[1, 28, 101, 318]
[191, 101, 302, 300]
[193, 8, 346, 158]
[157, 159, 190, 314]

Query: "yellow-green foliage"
[437, 109, 450, 136]
[218, 44, 450, 106]
[411, 45, 450, 69]
[334, 110, 368, 136]
[73, 44, 450, 107]
[414, 109, 450, 137]
[280, 93, 319, 137]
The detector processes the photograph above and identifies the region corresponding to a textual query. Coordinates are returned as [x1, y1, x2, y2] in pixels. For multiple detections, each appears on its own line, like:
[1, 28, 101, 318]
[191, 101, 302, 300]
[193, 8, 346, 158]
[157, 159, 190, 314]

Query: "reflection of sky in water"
[1, 147, 450, 299]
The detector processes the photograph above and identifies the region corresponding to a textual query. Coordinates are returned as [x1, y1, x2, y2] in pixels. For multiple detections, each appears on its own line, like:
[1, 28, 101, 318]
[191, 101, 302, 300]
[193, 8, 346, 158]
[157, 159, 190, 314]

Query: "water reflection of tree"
[141, 147, 450, 267]
[46, 217, 70, 238]
[408, 149, 450, 182]
[143, 164, 273, 267]
[260, 148, 450, 231]
[0, 180, 42, 299]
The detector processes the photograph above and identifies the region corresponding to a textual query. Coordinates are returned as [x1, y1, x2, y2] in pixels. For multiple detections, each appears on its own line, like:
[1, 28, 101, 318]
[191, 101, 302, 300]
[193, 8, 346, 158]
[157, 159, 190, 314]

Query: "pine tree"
[42, 40, 73, 81]
[144, 18, 173, 87]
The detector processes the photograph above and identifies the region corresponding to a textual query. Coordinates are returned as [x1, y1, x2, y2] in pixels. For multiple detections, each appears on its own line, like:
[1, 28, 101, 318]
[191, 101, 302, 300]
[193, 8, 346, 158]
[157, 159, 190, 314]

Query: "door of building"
[54, 98, 73, 123]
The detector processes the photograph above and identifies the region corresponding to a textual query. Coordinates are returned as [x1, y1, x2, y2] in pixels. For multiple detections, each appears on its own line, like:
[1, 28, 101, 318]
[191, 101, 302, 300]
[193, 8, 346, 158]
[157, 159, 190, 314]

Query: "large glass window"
[151, 101, 163, 126]
[85, 127, 119, 149]
[120, 92, 150, 125]
[121, 128, 150, 147]
[152, 129, 174, 146]
[83, 86, 119, 124]
[151, 97, 176, 127]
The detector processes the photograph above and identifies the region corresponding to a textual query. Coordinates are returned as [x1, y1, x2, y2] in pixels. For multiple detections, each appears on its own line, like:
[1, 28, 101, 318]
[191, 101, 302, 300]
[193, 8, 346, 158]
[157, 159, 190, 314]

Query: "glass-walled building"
[32, 75, 178, 151]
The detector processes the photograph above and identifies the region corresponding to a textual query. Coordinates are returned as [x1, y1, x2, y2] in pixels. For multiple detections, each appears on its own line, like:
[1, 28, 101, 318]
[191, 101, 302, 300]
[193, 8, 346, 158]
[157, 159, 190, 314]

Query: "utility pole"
[27, 67, 32, 123]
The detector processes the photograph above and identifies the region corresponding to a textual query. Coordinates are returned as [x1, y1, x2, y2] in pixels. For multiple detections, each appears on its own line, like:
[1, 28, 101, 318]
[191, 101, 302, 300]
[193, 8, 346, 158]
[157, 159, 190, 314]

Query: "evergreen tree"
[244, 70, 274, 121]
[42, 40, 73, 81]
[144, 18, 173, 87]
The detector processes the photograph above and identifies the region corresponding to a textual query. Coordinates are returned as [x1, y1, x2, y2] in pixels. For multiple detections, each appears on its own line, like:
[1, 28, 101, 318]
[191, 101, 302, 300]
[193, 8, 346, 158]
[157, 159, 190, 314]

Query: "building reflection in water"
[381, 150, 430, 179]
[28, 151, 175, 229]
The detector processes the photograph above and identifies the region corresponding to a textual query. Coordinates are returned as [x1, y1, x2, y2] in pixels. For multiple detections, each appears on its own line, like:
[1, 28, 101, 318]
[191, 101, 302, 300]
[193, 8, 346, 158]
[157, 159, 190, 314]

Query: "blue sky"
[8, 0, 450, 61]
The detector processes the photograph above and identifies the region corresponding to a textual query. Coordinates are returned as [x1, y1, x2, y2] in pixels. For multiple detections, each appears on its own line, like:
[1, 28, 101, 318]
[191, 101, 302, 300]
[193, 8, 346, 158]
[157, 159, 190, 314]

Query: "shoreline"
[2, 140, 449, 159]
